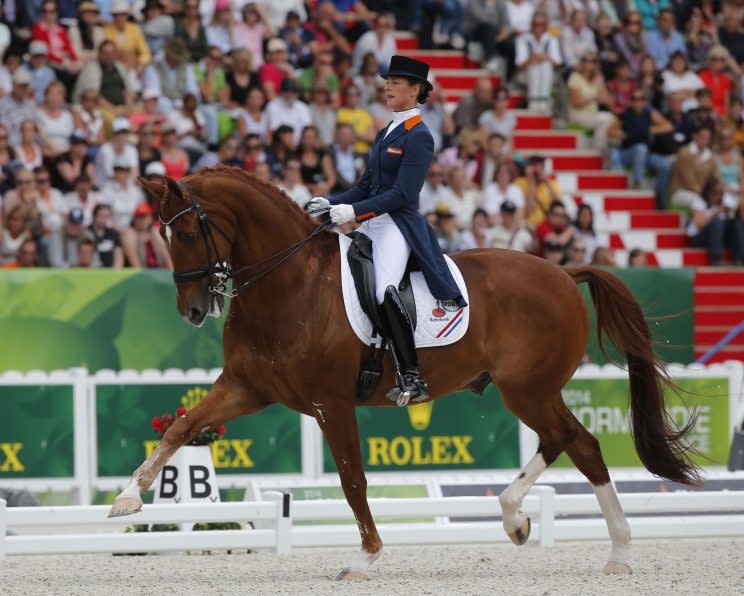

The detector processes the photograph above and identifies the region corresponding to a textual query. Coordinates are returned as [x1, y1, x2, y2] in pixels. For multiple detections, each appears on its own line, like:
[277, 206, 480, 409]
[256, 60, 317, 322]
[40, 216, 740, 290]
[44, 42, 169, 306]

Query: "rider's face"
[384, 77, 418, 111]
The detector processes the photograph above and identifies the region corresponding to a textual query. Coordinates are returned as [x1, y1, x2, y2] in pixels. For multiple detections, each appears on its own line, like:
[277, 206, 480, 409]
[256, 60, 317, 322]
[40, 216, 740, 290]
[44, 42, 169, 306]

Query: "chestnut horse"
[109, 166, 699, 578]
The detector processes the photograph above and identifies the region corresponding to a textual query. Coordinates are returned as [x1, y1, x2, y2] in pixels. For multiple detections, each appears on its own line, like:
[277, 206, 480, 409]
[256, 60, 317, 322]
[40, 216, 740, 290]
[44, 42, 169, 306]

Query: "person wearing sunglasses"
[613, 11, 648, 76]
[698, 45, 739, 117]
[567, 50, 617, 151]
[609, 90, 673, 206]
[32, 0, 80, 76]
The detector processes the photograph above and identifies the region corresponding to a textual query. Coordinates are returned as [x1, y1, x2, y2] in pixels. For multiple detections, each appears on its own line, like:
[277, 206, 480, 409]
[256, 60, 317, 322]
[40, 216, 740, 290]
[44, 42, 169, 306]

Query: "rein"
[160, 179, 332, 298]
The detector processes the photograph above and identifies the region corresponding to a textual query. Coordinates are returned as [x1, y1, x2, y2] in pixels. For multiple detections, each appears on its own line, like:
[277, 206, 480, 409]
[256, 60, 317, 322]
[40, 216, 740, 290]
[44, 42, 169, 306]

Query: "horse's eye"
[178, 232, 198, 242]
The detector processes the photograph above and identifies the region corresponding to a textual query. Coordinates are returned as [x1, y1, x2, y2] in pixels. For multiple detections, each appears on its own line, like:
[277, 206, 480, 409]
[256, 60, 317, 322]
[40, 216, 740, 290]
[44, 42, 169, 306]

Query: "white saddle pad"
[339, 234, 470, 348]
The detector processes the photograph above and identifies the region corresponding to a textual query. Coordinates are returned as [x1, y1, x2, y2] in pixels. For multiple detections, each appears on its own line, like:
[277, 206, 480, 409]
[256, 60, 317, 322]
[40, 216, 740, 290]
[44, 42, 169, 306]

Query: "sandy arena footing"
[1, 538, 742, 595]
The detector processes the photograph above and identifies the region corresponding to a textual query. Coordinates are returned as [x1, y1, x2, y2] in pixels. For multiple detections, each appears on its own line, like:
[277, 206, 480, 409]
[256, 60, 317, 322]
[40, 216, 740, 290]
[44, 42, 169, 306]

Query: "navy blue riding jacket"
[329, 115, 466, 307]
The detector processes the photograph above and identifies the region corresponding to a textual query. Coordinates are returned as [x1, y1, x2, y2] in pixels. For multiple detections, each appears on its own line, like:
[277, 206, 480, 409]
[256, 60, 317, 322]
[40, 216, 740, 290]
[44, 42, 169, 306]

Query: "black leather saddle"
[346, 231, 416, 334]
[346, 231, 417, 401]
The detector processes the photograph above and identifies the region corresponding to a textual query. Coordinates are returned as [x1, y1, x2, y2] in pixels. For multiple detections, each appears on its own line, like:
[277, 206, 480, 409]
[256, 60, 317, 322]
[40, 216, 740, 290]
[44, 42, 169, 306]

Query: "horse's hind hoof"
[507, 517, 531, 546]
[337, 567, 369, 581]
[603, 561, 632, 575]
[108, 496, 143, 518]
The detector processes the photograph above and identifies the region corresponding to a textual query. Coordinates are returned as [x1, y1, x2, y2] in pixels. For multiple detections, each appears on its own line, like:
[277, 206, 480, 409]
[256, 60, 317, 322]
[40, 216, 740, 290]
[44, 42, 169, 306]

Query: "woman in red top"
[32, 1, 79, 73]
[158, 123, 190, 180]
[698, 46, 739, 117]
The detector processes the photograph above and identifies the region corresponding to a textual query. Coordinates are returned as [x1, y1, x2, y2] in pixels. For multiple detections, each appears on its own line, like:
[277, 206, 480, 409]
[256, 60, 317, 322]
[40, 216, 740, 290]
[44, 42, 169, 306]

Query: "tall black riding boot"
[380, 285, 429, 404]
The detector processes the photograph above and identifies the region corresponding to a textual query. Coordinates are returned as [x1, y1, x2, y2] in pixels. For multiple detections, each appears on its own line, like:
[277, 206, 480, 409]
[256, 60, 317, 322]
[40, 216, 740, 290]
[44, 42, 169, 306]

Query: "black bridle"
[160, 180, 331, 298]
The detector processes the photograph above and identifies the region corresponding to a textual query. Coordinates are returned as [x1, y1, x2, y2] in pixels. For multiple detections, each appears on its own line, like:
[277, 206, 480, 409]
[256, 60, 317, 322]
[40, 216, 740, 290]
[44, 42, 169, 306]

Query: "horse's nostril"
[189, 307, 202, 321]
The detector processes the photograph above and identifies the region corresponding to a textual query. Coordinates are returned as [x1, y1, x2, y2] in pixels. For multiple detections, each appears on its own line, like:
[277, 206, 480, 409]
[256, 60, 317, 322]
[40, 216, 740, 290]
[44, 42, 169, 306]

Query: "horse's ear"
[164, 176, 184, 204]
[137, 176, 164, 201]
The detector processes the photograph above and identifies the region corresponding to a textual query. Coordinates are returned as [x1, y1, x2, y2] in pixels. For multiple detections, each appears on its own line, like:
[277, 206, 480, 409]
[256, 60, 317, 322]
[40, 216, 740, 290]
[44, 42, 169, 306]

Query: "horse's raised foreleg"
[313, 401, 382, 581]
[108, 376, 263, 518]
[564, 425, 632, 574]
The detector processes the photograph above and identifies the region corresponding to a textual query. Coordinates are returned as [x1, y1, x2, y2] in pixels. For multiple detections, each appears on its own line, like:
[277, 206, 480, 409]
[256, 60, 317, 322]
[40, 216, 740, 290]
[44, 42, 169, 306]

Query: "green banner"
[579, 268, 694, 365]
[324, 386, 519, 472]
[0, 385, 74, 478]
[95, 383, 302, 477]
[0, 270, 223, 372]
[0, 268, 693, 374]
[554, 377, 730, 468]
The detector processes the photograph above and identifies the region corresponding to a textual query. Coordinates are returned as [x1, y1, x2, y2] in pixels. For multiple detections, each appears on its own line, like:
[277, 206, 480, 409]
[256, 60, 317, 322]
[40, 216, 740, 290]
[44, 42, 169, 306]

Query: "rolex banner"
[0, 384, 75, 478]
[554, 377, 731, 468]
[95, 384, 302, 477]
[323, 386, 520, 472]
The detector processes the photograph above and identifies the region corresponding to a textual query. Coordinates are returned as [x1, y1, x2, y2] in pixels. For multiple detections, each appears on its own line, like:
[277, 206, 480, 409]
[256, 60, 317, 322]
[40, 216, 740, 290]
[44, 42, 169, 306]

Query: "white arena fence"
[2, 487, 744, 558]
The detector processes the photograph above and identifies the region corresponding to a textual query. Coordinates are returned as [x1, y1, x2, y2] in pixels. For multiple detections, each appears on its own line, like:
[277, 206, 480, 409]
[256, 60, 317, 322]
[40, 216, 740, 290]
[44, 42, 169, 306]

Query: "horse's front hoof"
[507, 517, 531, 546]
[107, 496, 143, 518]
[337, 567, 369, 581]
[603, 561, 632, 575]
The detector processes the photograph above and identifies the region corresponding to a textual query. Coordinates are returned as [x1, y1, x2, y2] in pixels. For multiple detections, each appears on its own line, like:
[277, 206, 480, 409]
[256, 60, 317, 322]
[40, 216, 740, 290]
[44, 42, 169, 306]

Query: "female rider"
[307, 55, 466, 403]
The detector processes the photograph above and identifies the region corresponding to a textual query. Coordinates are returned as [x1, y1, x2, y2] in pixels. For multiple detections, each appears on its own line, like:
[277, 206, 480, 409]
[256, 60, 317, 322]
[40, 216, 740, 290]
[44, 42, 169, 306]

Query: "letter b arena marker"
[154, 446, 220, 504]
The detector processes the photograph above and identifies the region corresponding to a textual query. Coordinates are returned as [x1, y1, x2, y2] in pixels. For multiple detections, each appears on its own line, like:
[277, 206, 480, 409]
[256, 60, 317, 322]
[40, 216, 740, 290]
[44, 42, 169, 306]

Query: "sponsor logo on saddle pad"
[386, 147, 403, 155]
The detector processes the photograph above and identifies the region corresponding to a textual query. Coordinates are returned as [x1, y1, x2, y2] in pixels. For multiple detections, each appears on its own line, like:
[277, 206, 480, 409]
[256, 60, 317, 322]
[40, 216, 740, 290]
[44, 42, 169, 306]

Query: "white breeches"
[358, 213, 411, 304]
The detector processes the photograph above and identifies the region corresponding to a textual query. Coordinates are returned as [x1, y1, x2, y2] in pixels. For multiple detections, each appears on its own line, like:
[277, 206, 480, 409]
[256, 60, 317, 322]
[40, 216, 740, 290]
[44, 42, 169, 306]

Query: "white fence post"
[264, 491, 292, 557]
[0, 498, 6, 560]
[533, 486, 556, 547]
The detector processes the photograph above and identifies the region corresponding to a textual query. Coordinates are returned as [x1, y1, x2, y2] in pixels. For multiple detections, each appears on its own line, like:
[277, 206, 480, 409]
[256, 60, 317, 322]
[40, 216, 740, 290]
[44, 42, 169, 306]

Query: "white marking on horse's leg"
[338, 546, 382, 581]
[108, 475, 144, 517]
[593, 482, 632, 574]
[165, 224, 173, 248]
[499, 452, 547, 544]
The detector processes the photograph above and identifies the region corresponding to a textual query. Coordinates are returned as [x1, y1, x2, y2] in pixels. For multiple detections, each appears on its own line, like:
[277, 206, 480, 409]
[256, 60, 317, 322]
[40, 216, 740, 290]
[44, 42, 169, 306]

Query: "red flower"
[215, 425, 226, 436]
[152, 417, 164, 433]
[176, 407, 187, 416]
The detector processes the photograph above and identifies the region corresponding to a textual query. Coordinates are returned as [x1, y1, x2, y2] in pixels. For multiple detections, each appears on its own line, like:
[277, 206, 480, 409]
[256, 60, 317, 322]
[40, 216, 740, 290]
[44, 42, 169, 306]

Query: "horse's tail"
[566, 266, 701, 487]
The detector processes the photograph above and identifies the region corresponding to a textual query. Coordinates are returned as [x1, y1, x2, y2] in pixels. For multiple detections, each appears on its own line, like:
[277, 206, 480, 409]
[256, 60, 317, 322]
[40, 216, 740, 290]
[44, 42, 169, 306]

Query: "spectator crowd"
[1, 0, 744, 269]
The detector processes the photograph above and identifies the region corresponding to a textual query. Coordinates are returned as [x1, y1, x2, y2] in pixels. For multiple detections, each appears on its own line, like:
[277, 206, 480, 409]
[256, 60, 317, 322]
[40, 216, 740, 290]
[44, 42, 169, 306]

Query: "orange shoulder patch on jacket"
[386, 147, 403, 155]
[404, 115, 423, 130]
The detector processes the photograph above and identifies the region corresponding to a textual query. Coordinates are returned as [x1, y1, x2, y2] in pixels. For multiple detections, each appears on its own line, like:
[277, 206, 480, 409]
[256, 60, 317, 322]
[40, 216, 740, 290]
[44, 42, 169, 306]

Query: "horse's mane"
[190, 164, 320, 228]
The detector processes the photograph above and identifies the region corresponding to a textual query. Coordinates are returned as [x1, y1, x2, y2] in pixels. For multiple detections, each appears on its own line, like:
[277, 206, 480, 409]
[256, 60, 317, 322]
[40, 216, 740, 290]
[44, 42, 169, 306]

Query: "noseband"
[160, 179, 331, 297]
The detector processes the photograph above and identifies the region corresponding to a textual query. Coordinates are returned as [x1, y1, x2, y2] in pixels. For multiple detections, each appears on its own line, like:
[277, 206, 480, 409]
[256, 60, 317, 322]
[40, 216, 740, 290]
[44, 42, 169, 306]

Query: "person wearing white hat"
[0, 68, 39, 146]
[103, 1, 152, 72]
[94, 117, 140, 186]
[26, 40, 57, 104]
[99, 153, 146, 230]
[144, 161, 166, 178]
[259, 37, 295, 100]
[129, 87, 165, 142]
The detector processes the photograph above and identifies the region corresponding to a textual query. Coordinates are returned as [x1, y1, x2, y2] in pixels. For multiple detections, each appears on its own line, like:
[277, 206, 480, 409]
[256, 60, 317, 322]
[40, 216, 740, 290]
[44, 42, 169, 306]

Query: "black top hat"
[382, 55, 433, 91]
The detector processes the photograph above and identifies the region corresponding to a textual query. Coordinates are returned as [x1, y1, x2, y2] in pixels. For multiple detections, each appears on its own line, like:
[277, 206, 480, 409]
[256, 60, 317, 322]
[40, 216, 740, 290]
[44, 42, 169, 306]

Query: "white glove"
[330, 204, 357, 225]
[306, 196, 330, 215]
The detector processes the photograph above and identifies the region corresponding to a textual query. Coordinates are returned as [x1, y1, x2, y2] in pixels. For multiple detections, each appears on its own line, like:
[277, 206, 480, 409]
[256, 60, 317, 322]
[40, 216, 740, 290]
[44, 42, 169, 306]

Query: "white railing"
[0, 491, 291, 558]
[2, 488, 743, 558]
